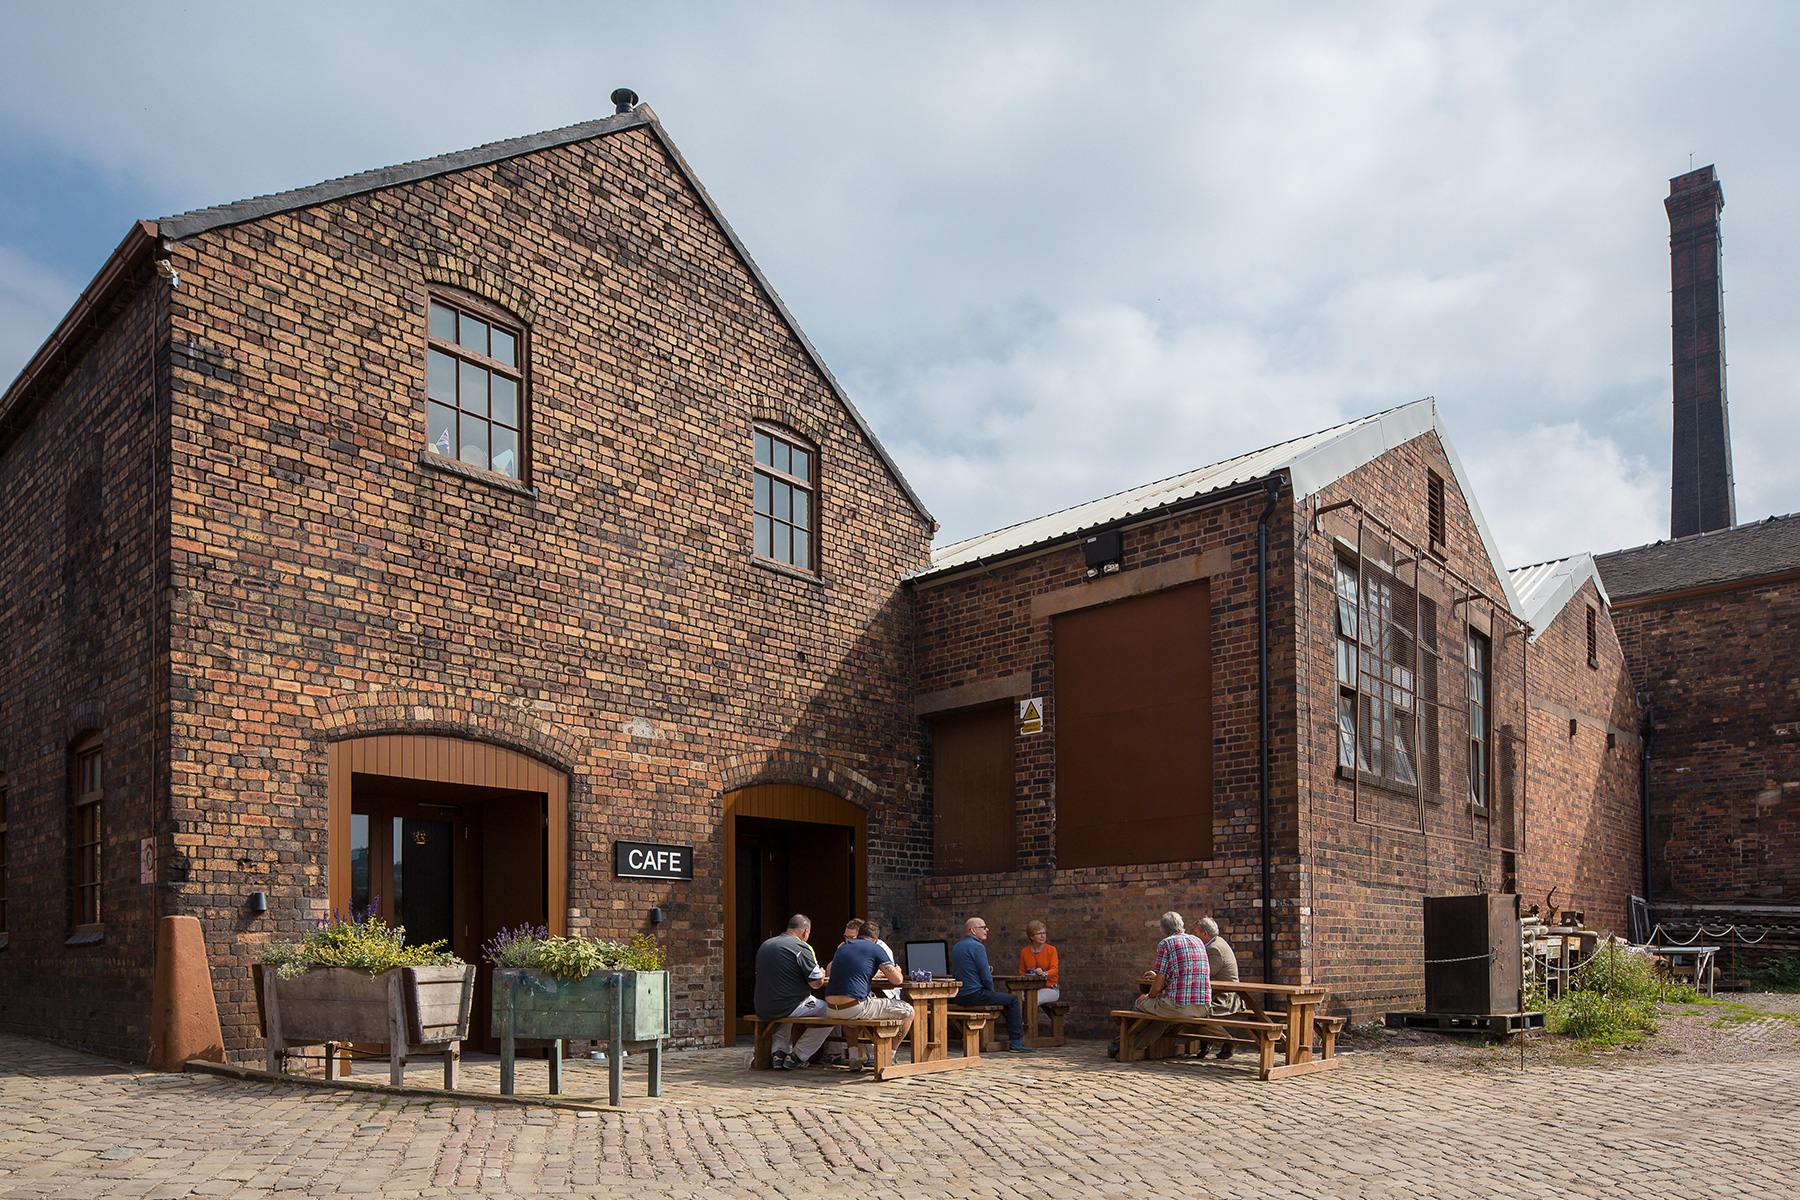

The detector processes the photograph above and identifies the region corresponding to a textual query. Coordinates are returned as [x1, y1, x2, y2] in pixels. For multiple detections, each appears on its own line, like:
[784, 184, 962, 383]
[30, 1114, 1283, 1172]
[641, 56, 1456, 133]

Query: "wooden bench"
[951, 1006, 1007, 1051]
[751, 1014, 905, 1078]
[1111, 1009, 1343, 1081]
[1036, 999, 1071, 1046]
[946, 1011, 993, 1057]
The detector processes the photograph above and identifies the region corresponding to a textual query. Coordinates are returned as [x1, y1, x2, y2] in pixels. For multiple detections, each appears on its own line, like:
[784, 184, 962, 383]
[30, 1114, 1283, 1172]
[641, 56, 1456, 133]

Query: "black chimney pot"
[611, 88, 639, 115]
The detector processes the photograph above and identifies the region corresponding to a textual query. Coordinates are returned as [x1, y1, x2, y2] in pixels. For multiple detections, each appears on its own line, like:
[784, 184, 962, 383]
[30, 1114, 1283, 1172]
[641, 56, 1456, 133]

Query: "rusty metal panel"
[1423, 893, 1522, 1014]
[1053, 581, 1212, 868]
[930, 704, 1016, 875]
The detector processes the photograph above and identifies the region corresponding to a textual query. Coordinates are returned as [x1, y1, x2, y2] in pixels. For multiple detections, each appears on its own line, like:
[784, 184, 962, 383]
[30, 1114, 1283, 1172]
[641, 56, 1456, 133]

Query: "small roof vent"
[611, 88, 639, 115]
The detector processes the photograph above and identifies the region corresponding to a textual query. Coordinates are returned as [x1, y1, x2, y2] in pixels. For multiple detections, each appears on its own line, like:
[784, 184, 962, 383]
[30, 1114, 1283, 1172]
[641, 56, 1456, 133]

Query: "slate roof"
[1595, 511, 1800, 601]
[914, 397, 1529, 619]
[1508, 554, 1608, 640]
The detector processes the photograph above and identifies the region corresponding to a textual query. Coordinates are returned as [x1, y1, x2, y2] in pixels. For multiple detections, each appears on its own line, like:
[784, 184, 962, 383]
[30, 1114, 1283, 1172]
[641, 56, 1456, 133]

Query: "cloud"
[1464, 422, 1664, 564]
[0, 245, 79, 384]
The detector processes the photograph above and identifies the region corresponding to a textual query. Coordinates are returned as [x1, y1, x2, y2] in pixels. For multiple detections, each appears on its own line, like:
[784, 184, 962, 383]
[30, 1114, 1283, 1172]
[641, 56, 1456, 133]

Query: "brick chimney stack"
[1665, 165, 1736, 539]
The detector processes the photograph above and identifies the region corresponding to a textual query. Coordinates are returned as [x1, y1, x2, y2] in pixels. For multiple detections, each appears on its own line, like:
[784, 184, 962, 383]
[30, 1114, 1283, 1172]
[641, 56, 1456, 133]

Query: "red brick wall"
[5, 122, 932, 1059]
[0, 272, 169, 1060]
[1518, 579, 1643, 932]
[910, 487, 1302, 1033]
[1294, 433, 1527, 1018]
[1613, 577, 1800, 901]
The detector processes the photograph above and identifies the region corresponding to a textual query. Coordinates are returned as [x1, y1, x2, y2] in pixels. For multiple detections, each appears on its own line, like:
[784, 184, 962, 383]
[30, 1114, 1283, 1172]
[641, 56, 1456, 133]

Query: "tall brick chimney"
[1665, 165, 1736, 539]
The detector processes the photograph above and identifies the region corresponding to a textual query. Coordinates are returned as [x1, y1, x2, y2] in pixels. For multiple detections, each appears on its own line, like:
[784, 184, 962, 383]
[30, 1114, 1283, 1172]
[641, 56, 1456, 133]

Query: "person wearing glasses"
[950, 916, 1032, 1051]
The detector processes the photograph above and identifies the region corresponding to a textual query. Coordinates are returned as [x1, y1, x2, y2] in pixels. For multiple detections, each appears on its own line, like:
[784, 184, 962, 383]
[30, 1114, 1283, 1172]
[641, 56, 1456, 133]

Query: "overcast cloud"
[2, 2, 1796, 565]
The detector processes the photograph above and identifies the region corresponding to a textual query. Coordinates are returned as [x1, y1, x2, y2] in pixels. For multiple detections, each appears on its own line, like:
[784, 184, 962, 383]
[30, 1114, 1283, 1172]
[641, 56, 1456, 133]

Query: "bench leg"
[957, 1021, 984, 1058]
[870, 1030, 896, 1079]
[1050, 1008, 1065, 1042]
[1257, 1033, 1276, 1080]
[1318, 1025, 1338, 1059]
[753, 1020, 776, 1070]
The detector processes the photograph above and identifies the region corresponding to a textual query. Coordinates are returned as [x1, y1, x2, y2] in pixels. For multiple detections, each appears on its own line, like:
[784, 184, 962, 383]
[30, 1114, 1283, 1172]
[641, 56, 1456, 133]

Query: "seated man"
[753, 913, 830, 1070]
[1195, 915, 1244, 1059]
[951, 916, 1031, 1051]
[824, 920, 913, 1062]
[1130, 910, 1212, 1052]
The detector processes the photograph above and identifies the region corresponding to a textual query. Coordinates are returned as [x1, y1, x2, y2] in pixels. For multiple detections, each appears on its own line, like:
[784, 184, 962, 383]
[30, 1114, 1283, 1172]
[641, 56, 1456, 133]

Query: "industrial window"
[754, 425, 816, 573]
[1335, 557, 1419, 789]
[425, 292, 526, 481]
[1053, 582, 1212, 868]
[74, 740, 102, 929]
[1427, 471, 1447, 555]
[930, 705, 1016, 875]
[1467, 629, 1491, 809]
[0, 772, 8, 936]
[1586, 606, 1599, 669]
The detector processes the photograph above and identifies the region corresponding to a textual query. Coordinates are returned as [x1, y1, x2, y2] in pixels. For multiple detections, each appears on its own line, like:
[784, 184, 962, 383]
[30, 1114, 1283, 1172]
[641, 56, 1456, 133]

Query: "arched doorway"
[328, 734, 568, 1050]
[722, 784, 866, 1043]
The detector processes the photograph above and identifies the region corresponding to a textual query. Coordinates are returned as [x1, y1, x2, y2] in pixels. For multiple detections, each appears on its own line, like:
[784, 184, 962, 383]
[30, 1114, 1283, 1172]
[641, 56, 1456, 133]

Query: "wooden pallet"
[1384, 1010, 1546, 1034]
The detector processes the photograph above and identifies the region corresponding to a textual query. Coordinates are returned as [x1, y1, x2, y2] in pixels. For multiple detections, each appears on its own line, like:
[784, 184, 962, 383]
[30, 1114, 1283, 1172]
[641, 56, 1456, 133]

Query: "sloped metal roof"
[915, 397, 1527, 619]
[1508, 553, 1609, 641]
[1595, 511, 1800, 602]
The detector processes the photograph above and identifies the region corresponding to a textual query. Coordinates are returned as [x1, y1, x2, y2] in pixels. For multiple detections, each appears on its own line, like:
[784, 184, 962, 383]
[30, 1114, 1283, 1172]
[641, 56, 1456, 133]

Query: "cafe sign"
[615, 840, 693, 881]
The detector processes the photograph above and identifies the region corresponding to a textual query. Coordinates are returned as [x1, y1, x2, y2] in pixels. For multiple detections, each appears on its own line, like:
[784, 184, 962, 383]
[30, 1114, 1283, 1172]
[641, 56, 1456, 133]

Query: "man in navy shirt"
[824, 921, 913, 1054]
[950, 916, 1030, 1051]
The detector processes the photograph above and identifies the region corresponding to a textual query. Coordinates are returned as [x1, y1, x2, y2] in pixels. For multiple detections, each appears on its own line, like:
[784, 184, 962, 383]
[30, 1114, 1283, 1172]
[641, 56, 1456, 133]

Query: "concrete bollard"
[149, 915, 226, 1070]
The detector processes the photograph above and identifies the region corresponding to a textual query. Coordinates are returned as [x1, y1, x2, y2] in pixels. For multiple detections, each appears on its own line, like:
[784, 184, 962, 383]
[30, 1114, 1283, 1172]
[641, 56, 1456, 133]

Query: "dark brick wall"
[4, 122, 933, 1059]
[910, 488, 1300, 1033]
[0, 273, 169, 1060]
[1518, 579, 1643, 932]
[1614, 577, 1800, 901]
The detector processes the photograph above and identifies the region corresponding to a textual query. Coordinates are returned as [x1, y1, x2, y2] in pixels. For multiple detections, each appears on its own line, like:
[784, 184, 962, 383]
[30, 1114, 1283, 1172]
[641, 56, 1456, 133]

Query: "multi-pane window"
[0, 772, 8, 935]
[74, 742, 102, 928]
[754, 426, 816, 572]
[1467, 629, 1491, 809]
[1335, 558, 1419, 788]
[426, 294, 526, 480]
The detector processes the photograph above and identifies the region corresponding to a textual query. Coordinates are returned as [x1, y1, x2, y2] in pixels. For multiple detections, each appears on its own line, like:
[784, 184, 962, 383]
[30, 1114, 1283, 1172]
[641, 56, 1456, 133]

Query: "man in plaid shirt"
[1130, 911, 1212, 1051]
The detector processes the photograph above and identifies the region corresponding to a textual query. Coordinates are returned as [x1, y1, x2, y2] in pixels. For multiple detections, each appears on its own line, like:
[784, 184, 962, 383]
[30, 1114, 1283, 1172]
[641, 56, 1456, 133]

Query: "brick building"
[907, 400, 1637, 1024]
[0, 104, 937, 1060]
[1597, 515, 1800, 913]
[1509, 554, 1644, 930]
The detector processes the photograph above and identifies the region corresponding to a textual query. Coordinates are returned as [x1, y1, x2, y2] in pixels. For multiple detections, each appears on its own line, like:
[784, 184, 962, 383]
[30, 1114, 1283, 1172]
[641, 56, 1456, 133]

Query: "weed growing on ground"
[1545, 943, 1697, 1047]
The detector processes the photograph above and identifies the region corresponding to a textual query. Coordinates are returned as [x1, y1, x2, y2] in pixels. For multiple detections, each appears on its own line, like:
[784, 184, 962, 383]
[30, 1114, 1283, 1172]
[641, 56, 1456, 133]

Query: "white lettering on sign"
[616, 842, 691, 879]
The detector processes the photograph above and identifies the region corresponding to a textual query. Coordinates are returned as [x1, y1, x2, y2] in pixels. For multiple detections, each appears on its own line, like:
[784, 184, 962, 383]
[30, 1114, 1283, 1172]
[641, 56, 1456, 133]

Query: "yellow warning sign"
[1019, 696, 1044, 735]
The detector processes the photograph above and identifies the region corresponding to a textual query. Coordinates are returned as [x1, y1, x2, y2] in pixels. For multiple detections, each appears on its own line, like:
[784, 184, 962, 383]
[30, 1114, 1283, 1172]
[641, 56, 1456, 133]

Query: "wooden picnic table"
[1124, 978, 1341, 1080]
[994, 974, 1064, 1047]
[858, 975, 985, 1079]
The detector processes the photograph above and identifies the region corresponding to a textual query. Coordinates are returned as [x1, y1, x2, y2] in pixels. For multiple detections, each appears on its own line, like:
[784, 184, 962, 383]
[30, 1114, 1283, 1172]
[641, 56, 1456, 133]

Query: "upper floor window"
[1586, 606, 1599, 669]
[74, 741, 102, 928]
[754, 425, 816, 573]
[1467, 629, 1491, 809]
[1335, 556, 1419, 789]
[1427, 471, 1447, 555]
[426, 293, 526, 481]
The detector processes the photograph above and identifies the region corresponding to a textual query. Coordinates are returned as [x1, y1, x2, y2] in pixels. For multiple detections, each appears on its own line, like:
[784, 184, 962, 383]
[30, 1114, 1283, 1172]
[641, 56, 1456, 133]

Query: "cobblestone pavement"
[3, 1034, 1797, 1199]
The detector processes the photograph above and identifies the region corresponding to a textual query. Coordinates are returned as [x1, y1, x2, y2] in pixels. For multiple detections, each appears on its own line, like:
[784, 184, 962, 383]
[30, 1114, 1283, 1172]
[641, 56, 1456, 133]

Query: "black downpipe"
[1640, 704, 1655, 905]
[1257, 476, 1283, 984]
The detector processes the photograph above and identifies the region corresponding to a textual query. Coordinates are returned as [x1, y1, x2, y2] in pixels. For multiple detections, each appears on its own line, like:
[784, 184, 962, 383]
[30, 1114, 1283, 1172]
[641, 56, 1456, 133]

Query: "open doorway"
[330, 735, 569, 1054]
[722, 784, 866, 1043]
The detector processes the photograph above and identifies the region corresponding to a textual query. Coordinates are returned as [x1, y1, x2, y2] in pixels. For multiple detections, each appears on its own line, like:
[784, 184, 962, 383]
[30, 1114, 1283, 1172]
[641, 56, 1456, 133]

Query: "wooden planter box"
[491, 968, 668, 1105]
[253, 963, 476, 1087]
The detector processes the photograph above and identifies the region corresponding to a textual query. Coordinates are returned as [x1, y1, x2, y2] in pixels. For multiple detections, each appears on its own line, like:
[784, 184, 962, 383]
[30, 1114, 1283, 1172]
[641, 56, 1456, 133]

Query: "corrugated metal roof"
[915, 397, 1527, 619]
[1508, 553, 1608, 641]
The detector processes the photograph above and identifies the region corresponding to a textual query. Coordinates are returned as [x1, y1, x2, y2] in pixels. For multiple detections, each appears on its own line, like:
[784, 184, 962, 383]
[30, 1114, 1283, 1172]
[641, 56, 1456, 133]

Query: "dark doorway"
[731, 816, 854, 1023]
[350, 773, 548, 1053]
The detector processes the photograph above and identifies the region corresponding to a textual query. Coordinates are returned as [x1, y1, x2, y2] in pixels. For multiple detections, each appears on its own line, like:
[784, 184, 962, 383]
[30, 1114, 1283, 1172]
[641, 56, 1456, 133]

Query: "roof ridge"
[1597, 509, 1800, 560]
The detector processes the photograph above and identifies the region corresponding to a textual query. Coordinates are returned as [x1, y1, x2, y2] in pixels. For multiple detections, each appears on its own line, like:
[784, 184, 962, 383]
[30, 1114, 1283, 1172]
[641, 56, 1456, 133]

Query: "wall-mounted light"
[649, 906, 664, 925]
[247, 891, 268, 915]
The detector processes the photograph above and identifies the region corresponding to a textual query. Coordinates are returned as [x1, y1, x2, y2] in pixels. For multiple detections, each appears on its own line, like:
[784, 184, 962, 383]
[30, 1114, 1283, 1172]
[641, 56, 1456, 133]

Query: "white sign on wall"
[1019, 697, 1044, 735]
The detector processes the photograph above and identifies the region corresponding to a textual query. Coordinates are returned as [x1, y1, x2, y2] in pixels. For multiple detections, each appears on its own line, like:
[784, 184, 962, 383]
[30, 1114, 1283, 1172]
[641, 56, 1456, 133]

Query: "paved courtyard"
[2, 1031, 1797, 1199]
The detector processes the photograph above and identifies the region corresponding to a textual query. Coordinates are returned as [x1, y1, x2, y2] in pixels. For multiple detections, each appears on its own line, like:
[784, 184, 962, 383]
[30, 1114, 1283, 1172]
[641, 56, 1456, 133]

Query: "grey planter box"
[253, 963, 476, 1088]
[491, 968, 668, 1104]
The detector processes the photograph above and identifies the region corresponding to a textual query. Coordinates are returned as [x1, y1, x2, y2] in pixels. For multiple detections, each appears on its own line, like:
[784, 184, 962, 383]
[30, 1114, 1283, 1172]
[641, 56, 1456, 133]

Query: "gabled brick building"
[907, 400, 1638, 1023]
[0, 104, 936, 1059]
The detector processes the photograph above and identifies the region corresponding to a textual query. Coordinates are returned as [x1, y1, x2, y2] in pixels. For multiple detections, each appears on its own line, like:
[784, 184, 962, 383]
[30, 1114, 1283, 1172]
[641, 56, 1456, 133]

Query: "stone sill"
[65, 930, 104, 947]
[418, 450, 537, 499]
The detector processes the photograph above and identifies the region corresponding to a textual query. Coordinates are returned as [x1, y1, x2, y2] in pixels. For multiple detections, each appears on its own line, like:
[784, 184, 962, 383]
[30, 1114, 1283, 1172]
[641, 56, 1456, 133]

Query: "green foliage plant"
[481, 926, 666, 979]
[1545, 941, 1696, 1046]
[258, 906, 465, 979]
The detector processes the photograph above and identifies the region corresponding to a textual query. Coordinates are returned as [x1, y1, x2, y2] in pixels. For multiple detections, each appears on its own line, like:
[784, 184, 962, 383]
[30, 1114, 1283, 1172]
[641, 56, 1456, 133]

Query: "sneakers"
[772, 1050, 802, 1070]
[1007, 1040, 1035, 1052]
[1215, 1043, 1234, 1060]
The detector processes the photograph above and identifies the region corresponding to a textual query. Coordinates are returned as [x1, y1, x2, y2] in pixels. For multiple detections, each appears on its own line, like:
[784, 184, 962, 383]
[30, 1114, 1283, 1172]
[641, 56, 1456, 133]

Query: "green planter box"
[491, 968, 669, 1105]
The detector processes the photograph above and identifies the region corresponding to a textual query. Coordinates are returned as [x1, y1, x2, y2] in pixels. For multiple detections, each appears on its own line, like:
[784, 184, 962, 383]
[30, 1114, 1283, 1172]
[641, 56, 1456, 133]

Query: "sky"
[2, 2, 1797, 567]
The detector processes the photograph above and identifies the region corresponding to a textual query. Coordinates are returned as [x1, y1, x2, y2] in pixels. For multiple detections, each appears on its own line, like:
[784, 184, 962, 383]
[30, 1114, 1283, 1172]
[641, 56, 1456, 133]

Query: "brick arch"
[747, 403, 826, 451]
[65, 699, 106, 746]
[316, 689, 584, 777]
[416, 254, 539, 326]
[716, 748, 877, 811]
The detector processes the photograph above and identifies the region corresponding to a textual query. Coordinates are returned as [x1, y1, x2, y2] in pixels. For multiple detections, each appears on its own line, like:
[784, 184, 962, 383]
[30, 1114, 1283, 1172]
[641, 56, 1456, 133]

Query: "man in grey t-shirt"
[754, 914, 830, 1069]
[1197, 915, 1245, 1059]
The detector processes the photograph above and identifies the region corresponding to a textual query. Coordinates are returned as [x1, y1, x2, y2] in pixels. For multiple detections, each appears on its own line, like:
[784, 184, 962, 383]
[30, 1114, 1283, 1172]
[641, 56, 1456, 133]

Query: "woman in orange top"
[1019, 920, 1060, 1026]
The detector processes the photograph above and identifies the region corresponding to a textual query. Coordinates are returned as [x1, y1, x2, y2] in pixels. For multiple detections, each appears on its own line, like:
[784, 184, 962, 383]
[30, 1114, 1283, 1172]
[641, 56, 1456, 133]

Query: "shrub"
[1741, 955, 1800, 993]
[259, 906, 465, 979]
[1544, 941, 1696, 1045]
[1550, 990, 1659, 1046]
[482, 927, 666, 978]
